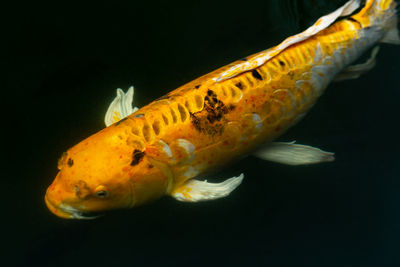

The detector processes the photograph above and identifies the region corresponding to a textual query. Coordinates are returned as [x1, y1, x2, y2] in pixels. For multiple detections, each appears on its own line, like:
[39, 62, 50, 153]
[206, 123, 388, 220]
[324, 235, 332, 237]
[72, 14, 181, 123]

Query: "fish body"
[46, 0, 399, 219]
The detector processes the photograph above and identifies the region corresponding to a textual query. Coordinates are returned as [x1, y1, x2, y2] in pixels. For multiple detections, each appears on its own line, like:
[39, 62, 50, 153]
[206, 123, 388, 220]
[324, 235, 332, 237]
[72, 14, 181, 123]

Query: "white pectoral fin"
[334, 46, 380, 82]
[104, 86, 139, 127]
[171, 174, 244, 202]
[253, 141, 334, 166]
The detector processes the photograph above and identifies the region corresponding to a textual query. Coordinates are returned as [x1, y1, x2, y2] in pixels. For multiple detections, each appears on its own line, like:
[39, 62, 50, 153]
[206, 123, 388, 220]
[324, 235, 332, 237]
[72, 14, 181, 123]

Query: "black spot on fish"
[251, 69, 263, 80]
[279, 60, 285, 66]
[148, 164, 154, 169]
[115, 117, 127, 126]
[235, 82, 243, 90]
[67, 158, 74, 167]
[194, 84, 200, 89]
[131, 149, 145, 166]
[189, 88, 231, 136]
[190, 112, 202, 132]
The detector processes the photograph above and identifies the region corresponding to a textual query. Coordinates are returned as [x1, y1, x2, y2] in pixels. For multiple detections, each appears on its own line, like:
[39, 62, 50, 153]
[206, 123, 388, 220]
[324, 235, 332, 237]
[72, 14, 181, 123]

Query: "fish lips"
[45, 195, 102, 220]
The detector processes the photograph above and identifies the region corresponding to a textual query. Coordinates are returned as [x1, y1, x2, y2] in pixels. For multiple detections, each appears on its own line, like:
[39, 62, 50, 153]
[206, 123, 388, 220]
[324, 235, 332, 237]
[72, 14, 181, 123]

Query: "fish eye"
[95, 190, 109, 198]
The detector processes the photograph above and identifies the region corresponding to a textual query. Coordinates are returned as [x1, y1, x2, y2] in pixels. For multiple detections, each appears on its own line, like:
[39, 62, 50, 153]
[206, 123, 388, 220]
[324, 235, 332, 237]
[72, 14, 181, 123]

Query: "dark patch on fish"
[235, 82, 243, 90]
[190, 112, 224, 136]
[131, 149, 145, 166]
[251, 69, 263, 80]
[194, 84, 200, 89]
[67, 158, 74, 167]
[75, 180, 90, 199]
[189, 89, 230, 136]
[278, 60, 285, 66]
[190, 112, 202, 132]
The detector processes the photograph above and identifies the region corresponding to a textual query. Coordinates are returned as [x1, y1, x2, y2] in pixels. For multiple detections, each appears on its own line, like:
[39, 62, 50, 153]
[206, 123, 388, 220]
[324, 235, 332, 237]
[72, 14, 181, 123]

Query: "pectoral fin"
[171, 174, 244, 202]
[334, 46, 380, 82]
[253, 141, 334, 166]
[104, 86, 139, 127]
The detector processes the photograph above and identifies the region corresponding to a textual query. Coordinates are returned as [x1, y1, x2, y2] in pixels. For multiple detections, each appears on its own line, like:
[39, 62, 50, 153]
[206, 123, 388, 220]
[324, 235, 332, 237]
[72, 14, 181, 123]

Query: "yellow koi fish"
[45, 0, 399, 219]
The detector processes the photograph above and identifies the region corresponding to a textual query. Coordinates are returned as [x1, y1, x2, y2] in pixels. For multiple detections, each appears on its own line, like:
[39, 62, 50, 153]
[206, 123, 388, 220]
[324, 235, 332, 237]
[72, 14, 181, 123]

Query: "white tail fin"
[381, 10, 400, 44]
[380, 0, 400, 44]
[381, 25, 400, 44]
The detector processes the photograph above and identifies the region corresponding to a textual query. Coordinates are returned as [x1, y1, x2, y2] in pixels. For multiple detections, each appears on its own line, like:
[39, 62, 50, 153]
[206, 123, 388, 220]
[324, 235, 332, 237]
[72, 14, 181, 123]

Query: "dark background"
[4, 0, 400, 266]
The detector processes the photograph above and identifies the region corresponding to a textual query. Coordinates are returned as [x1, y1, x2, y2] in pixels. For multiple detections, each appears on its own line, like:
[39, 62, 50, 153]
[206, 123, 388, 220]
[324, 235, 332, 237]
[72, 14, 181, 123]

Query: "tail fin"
[353, 0, 400, 44]
[381, 19, 400, 44]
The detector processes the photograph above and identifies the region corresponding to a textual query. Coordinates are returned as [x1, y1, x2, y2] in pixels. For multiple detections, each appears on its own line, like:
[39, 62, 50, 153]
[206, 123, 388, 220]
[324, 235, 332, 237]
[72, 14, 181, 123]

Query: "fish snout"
[45, 187, 99, 219]
[45, 181, 101, 219]
[44, 179, 76, 218]
[45, 192, 74, 219]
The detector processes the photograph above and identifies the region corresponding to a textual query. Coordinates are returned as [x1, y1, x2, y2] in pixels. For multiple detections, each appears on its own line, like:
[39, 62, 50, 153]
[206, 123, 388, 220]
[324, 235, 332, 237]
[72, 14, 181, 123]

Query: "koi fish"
[45, 0, 399, 219]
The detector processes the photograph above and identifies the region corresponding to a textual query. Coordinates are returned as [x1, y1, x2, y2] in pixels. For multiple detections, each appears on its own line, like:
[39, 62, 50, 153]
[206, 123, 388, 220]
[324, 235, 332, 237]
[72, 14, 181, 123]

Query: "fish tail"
[353, 0, 400, 44]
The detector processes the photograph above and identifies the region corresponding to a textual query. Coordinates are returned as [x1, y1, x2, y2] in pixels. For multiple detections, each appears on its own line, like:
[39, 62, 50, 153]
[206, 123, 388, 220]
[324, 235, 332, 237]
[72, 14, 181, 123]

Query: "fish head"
[45, 126, 170, 219]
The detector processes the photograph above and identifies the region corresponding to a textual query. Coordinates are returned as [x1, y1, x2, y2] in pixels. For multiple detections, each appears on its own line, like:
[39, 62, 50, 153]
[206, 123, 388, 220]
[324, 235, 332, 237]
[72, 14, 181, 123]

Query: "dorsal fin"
[213, 0, 361, 82]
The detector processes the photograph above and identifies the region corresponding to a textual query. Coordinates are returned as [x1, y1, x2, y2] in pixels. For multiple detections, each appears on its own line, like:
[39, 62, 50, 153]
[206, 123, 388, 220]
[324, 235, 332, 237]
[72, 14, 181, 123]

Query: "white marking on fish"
[159, 139, 173, 158]
[176, 139, 195, 154]
[296, 79, 313, 103]
[59, 203, 98, 219]
[314, 43, 324, 63]
[252, 113, 263, 131]
[182, 166, 200, 179]
[273, 89, 297, 116]
[310, 65, 329, 94]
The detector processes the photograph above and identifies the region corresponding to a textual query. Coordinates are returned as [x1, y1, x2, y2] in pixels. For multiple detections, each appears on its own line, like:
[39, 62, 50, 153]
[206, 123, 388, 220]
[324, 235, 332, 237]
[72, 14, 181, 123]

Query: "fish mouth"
[45, 195, 101, 220]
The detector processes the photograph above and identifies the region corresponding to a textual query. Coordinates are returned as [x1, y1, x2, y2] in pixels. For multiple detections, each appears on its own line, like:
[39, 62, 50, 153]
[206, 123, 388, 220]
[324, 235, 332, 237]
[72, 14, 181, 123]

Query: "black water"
[4, 0, 400, 266]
